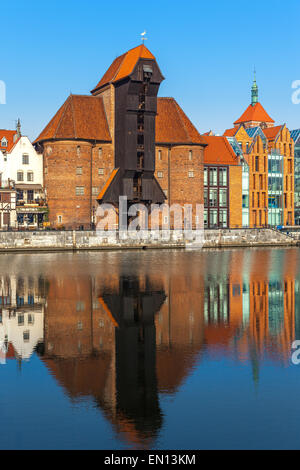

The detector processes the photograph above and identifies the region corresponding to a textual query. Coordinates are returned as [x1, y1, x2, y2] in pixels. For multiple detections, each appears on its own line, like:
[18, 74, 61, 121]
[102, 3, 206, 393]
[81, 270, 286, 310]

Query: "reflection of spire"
[248, 337, 260, 390]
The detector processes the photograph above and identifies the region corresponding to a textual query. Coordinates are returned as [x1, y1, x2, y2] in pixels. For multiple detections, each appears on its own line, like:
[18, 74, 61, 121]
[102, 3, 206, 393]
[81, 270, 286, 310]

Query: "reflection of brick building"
[34, 45, 206, 229]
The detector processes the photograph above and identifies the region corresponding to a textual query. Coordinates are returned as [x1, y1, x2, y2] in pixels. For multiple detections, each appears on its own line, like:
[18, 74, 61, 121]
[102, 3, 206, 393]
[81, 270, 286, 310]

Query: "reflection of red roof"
[34, 95, 111, 144]
[91, 45, 155, 93]
[262, 125, 283, 141]
[0, 130, 18, 152]
[6, 342, 16, 359]
[156, 98, 206, 145]
[234, 102, 274, 125]
[204, 136, 239, 165]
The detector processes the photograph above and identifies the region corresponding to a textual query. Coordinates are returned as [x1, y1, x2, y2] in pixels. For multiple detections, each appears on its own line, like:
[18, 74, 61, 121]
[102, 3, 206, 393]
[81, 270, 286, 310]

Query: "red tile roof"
[204, 136, 240, 165]
[234, 102, 274, 126]
[91, 44, 155, 93]
[223, 127, 239, 137]
[0, 129, 18, 152]
[34, 94, 111, 144]
[156, 98, 206, 145]
[262, 125, 283, 141]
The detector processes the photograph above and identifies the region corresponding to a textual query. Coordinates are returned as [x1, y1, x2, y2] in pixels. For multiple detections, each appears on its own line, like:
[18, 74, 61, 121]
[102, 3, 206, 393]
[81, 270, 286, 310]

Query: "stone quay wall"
[0, 228, 297, 252]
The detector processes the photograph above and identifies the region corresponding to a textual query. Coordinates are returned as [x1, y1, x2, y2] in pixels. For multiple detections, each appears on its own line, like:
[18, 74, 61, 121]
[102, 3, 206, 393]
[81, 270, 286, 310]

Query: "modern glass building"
[268, 150, 284, 226]
[290, 130, 300, 225]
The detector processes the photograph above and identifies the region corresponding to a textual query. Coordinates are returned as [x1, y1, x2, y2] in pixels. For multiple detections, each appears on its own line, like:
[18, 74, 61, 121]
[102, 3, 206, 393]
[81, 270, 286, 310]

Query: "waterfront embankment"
[0, 228, 298, 252]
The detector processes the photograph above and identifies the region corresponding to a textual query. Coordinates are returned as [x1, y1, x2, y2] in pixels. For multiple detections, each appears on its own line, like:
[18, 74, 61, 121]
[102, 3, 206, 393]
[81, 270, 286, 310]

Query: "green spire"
[251, 68, 258, 106]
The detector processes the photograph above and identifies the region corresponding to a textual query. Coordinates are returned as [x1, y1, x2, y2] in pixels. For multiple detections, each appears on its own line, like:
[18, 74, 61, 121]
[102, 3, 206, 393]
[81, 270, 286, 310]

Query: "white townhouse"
[0, 124, 47, 229]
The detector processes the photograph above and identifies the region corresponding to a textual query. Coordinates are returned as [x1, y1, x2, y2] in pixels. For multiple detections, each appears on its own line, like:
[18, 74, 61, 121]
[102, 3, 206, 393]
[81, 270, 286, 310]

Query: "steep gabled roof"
[204, 136, 240, 165]
[262, 124, 284, 142]
[91, 44, 155, 93]
[34, 94, 111, 144]
[223, 127, 239, 137]
[234, 102, 274, 126]
[155, 98, 206, 146]
[0, 129, 19, 152]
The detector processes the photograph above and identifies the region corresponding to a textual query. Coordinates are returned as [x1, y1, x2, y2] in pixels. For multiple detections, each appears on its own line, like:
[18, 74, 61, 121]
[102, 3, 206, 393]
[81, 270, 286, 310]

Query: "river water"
[0, 247, 299, 449]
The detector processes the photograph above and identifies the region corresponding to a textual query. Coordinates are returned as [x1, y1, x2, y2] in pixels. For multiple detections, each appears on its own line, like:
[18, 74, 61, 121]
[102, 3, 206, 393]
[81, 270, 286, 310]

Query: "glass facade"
[292, 131, 300, 225]
[204, 166, 229, 228]
[268, 152, 284, 226]
[242, 162, 249, 227]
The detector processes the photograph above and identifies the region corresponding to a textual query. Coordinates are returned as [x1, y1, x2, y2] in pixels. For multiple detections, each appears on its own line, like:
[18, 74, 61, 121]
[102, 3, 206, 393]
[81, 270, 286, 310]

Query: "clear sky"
[1, 0, 300, 140]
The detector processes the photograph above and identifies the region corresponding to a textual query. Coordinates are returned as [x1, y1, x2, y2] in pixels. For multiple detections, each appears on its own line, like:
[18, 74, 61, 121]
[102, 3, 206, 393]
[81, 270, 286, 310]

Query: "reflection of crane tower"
[99, 275, 166, 442]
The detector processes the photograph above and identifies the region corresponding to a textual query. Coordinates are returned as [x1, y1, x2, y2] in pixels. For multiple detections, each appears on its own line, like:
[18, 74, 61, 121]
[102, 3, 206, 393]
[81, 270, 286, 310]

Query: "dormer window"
[1, 137, 7, 147]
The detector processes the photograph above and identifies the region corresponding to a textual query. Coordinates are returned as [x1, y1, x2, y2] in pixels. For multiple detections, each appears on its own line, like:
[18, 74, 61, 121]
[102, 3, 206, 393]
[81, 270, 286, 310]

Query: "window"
[219, 189, 227, 207]
[259, 174, 263, 190]
[204, 188, 208, 207]
[58, 215, 62, 223]
[76, 167, 82, 175]
[209, 189, 218, 207]
[255, 156, 259, 172]
[219, 168, 227, 186]
[157, 171, 163, 178]
[17, 171, 24, 181]
[204, 167, 208, 186]
[28, 314, 34, 325]
[27, 171, 34, 182]
[22, 154, 29, 165]
[98, 147, 102, 157]
[242, 194, 249, 208]
[209, 210, 218, 227]
[18, 314, 24, 326]
[1, 138, 7, 147]
[219, 209, 227, 227]
[158, 150, 162, 160]
[188, 170, 194, 178]
[76, 186, 84, 196]
[23, 331, 30, 342]
[204, 209, 208, 227]
[92, 187, 99, 195]
[27, 190, 34, 202]
[209, 168, 217, 186]
[98, 168, 104, 175]
[189, 150, 193, 160]
[77, 146, 81, 156]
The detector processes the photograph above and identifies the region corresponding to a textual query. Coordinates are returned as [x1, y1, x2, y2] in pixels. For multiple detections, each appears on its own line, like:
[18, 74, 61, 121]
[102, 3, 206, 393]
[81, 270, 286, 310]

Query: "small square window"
[76, 186, 84, 196]
[76, 167, 82, 175]
[188, 170, 194, 178]
[58, 215, 62, 223]
[22, 154, 29, 165]
[157, 171, 163, 178]
[92, 187, 99, 195]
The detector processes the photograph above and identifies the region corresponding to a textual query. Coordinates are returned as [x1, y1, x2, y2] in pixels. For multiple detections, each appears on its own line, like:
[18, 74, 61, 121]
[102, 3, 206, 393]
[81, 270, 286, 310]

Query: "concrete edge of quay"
[0, 228, 298, 253]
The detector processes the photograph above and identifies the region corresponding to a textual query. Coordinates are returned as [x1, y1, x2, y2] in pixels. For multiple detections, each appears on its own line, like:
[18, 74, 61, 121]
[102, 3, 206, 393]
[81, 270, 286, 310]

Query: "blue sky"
[1, 0, 300, 140]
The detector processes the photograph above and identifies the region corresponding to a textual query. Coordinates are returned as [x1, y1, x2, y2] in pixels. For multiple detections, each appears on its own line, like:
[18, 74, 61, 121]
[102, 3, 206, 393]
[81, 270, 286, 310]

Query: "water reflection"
[0, 248, 299, 448]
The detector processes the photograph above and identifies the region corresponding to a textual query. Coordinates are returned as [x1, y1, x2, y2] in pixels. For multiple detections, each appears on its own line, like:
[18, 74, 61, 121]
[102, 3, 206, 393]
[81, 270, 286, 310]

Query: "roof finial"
[141, 30, 147, 43]
[251, 67, 258, 106]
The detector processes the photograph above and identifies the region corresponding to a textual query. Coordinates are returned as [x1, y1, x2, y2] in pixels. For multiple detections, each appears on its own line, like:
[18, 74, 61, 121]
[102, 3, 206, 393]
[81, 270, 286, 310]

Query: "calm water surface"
[0, 247, 300, 449]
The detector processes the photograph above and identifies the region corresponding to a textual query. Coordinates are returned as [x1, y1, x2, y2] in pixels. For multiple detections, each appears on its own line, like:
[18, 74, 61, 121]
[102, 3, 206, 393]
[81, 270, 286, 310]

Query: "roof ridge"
[70, 94, 77, 139]
[173, 99, 194, 142]
[54, 96, 70, 140]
